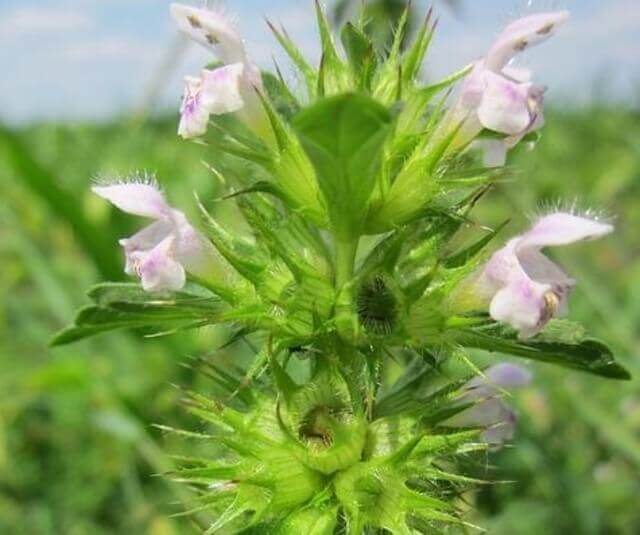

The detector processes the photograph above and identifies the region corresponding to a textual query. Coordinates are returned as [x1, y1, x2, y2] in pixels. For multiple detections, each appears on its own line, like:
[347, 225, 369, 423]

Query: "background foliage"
[1, 3, 639, 532]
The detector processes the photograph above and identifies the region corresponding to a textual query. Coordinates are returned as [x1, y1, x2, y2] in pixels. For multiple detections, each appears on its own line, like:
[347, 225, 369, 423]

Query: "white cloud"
[0, 6, 91, 39]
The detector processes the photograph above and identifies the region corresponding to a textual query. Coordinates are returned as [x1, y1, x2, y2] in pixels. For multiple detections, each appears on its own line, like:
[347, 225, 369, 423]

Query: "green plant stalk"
[334, 238, 359, 288]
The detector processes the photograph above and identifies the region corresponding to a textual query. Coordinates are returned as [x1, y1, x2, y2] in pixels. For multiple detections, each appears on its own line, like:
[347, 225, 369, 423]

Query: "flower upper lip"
[92, 179, 218, 292]
[480, 212, 613, 338]
[484, 11, 570, 72]
[170, 3, 262, 139]
[170, 3, 246, 64]
[451, 10, 569, 166]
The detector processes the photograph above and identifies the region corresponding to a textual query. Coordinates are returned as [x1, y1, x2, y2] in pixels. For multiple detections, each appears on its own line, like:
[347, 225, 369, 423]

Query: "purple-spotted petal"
[478, 71, 535, 135]
[137, 236, 186, 292]
[170, 3, 245, 63]
[92, 182, 170, 219]
[517, 212, 614, 250]
[486, 11, 570, 71]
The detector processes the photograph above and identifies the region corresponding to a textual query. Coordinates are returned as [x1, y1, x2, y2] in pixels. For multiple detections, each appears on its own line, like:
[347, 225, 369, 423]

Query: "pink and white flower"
[447, 363, 532, 445]
[454, 11, 569, 165]
[170, 3, 263, 139]
[93, 179, 218, 292]
[478, 212, 613, 338]
[178, 65, 245, 139]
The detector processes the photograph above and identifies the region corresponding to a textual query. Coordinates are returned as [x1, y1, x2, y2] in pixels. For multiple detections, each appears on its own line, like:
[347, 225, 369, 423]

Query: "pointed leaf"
[458, 328, 631, 380]
[293, 94, 392, 239]
[267, 19, 317, 98]
[443, 219, 510, 268]
[341, 22, 378, 91]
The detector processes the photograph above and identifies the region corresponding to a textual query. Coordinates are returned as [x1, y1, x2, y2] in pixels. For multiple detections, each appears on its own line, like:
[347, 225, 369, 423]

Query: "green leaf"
[236, 196, 318, 281]
[412, 429, 483, 457]
[386, 3, 411, 64]
[457, 328, 631, 380]
[266, 19, 317, 99]
[340, 23, 378, 91]
[397, 64, 473, 134]
[87, 282, 216, 308]
[401, 9, 436, 85]
[255, 92, 327, 224]
[443, 219, 510, 269]
[371, 3, 411, 103]
[261, 72, 301, 120]
[50, 284, 224, 346]
[357, 229, 407, 279]
[314, 0, 349, 94]
[534, 319, 587, 344]
[51, 324, 122, 346]
[365, 115, 464, 233]
[198, 202, 268, 284]
[218, 181, 285, 202]
[50, 305, 200, 346]
[293, 94, 392, 240]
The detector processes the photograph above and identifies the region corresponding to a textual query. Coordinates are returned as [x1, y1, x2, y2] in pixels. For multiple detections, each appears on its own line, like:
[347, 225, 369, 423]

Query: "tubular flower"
[93, 180, 218, 292]
[178, 66, 245, 138]
[447, 363, 532, 444]
[479, 212, 613, 338]
[454, 11, 569, 165]
[170, 3, 263, 138]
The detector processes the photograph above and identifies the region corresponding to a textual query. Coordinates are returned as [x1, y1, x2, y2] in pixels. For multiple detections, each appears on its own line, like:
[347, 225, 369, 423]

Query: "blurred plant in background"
[0, 1, 638, 534]
[332, 0, 461, 50]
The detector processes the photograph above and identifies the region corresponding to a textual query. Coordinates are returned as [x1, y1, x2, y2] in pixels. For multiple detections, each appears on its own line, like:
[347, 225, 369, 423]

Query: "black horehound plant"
[53, 2, 631, 533]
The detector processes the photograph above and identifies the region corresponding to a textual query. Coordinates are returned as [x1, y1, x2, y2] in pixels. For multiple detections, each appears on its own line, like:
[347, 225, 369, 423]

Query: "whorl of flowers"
[54, 2, 629, 533]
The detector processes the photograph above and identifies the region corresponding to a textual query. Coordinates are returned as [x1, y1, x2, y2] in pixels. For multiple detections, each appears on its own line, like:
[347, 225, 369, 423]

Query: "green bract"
[53, 3, 629, 534]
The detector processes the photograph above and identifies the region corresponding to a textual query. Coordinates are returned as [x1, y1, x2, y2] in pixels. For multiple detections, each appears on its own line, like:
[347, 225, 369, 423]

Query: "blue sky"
[1, 0, 639, 123]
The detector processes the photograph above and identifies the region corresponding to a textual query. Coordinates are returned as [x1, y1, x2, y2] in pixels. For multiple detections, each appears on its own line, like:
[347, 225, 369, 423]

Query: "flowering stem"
[334, 239, 358, 289]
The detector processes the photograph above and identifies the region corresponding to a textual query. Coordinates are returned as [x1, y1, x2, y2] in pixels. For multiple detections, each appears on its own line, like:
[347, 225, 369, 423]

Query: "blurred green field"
[1, 105, 638, 534]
